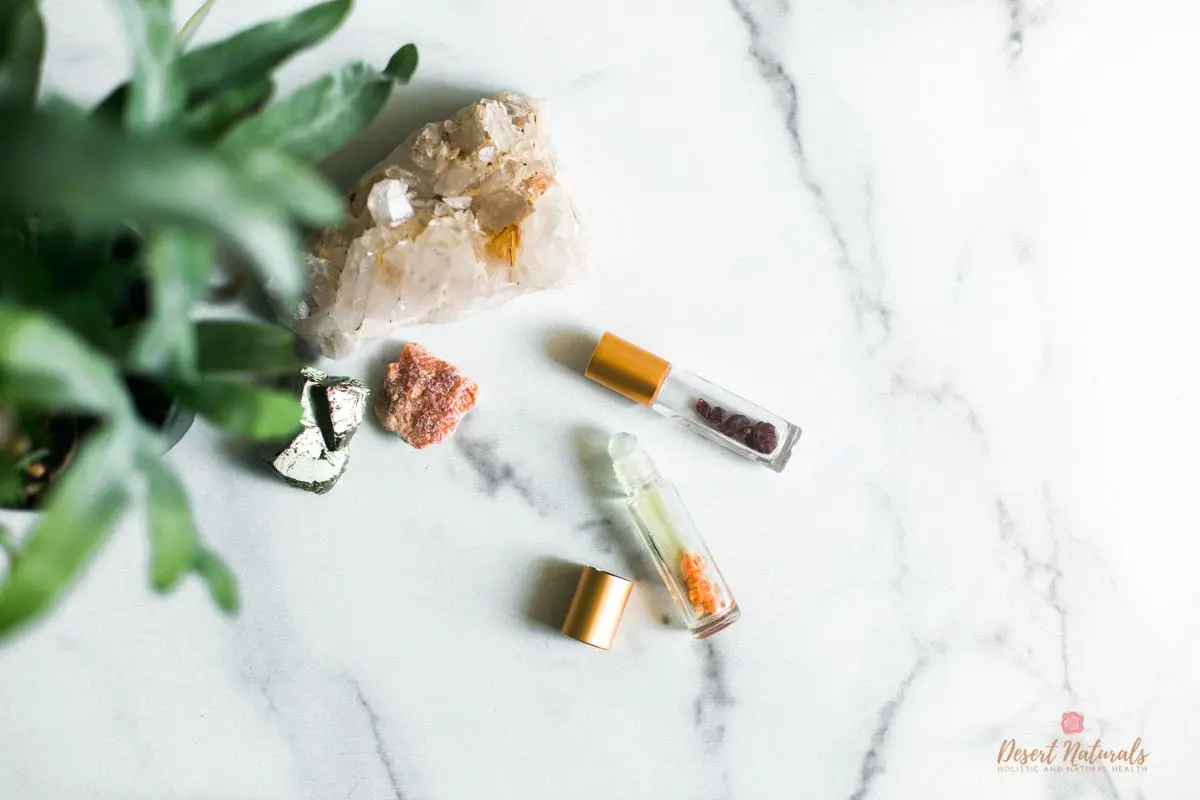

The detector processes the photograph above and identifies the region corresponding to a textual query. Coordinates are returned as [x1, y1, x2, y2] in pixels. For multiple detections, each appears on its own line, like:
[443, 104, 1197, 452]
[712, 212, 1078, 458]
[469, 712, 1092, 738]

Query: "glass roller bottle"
[586, 332, 800, 472]
[609, 432, 740, 639]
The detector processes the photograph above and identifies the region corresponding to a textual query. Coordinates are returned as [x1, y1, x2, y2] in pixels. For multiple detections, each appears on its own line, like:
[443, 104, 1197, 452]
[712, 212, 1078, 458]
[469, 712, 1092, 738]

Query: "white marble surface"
[3, 0, 1199, 797]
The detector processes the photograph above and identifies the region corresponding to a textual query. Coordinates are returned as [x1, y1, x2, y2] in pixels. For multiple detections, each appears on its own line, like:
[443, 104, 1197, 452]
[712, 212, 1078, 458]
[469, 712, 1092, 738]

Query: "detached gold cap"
[561, 566, 634, 649]
[585, 332, 670, 406]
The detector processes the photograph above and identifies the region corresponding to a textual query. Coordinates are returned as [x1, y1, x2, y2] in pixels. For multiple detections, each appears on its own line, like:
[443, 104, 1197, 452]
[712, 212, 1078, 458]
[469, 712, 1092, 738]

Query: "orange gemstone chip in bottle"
[681, 553, 729, 616]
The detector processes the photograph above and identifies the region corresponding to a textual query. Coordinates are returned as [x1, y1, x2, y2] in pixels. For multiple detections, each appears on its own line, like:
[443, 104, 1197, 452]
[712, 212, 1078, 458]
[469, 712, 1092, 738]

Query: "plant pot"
[1, 415, 81, 511]
[124, 376, 195, 452]
[1, 380, 193, 511]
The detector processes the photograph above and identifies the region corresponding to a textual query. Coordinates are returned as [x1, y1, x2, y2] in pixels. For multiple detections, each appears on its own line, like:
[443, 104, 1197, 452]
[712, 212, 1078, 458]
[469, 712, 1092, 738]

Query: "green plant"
[0, 0, 418, 639]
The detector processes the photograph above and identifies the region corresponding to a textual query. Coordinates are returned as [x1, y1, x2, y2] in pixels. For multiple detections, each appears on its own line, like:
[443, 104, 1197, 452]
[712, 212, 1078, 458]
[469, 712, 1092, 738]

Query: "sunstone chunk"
[375, 343, 479, 449]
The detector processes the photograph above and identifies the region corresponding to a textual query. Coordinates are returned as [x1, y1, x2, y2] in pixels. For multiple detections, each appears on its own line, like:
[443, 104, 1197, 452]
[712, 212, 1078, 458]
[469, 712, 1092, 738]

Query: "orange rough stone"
[681, 552, 725, 616]
[375, 343, 479, 448]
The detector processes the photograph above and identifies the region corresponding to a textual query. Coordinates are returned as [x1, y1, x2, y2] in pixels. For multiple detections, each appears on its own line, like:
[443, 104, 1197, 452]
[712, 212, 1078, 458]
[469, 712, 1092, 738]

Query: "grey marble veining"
[352, 679, 409, 800]
[454, 427, 542, 510]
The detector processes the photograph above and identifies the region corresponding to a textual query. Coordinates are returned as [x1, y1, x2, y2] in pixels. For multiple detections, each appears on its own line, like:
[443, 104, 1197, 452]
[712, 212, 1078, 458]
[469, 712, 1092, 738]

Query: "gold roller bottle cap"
[560, 566, 634, 649]
[585, 332, 671, 406]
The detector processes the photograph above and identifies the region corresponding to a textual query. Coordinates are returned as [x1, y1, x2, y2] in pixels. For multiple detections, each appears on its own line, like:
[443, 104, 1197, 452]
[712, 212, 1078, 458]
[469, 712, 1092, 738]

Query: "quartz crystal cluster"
[296, 92, 587, 358]
[271, 368, 369, 493]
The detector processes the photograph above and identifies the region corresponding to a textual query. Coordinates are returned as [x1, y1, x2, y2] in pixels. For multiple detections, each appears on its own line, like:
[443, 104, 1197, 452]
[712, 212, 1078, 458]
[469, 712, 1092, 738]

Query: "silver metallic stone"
[321, 376, 369, 451]
[270, 368, 368, 493]
[271, 425, 349, 494]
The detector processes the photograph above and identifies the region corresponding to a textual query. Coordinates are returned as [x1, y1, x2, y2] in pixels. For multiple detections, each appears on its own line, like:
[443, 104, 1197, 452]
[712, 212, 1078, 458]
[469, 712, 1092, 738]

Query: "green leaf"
[0, 426, 134, 637]
[0, 524, 18, 564]
[178, 76, 273, 142]
[0, 305, 133, 416]
[130, 229, 214, 375]
[181, 0, 350, 100]
[221, 61, 392, 162]
[383, 43, 418, 84]
[111, 0, 185, 130]
[169, 379, 301, 439]
[196, 319, 305, 375]
[193, 548, 237, 613]
[140, 452, 198, 592]
[0, 1, 43, 109]
[0, 407, 23, 509]
[1, 224, 143, 353]
[0, 111, 322, 307]
[177, 0, 218, 47]
[96, 0, 350, 117]
[237, 148, 344, 227]
[0, 464, 19, 508]
[139, 445, 240, 612]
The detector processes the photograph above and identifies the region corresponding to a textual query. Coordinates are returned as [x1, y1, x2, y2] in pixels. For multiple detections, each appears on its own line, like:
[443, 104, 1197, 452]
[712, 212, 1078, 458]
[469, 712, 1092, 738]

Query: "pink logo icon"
[1061, 711, 1085, 735]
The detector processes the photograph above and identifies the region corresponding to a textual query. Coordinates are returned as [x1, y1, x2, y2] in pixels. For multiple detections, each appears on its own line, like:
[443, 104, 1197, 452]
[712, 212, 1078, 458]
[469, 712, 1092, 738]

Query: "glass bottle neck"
[609, 432, 665, 496]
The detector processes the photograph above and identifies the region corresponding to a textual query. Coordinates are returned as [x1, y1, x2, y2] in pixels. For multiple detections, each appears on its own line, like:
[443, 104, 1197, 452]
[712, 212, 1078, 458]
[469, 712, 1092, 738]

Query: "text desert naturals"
[997, 737, 1150, 774]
